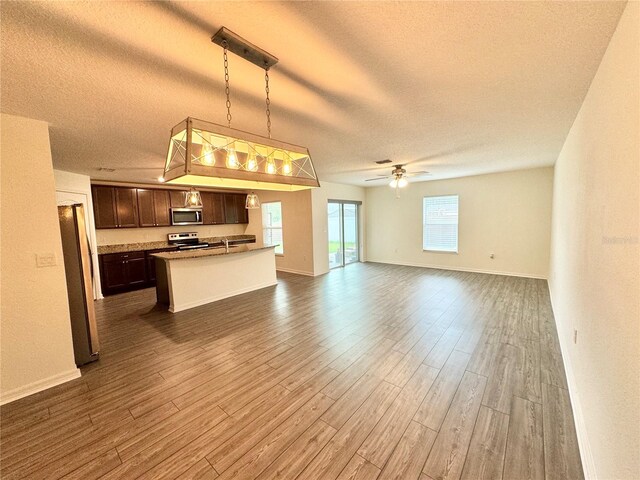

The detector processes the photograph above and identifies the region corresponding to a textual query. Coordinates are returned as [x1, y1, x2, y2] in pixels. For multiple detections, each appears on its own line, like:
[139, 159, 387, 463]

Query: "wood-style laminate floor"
[0, 263, 584, 480]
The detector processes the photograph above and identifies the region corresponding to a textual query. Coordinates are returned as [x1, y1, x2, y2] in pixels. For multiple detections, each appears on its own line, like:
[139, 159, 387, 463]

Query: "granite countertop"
[151, 244, 276, 260]
[97, 235, 256, 255]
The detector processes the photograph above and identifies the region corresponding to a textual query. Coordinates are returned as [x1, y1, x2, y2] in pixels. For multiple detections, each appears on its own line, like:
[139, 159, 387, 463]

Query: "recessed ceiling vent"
[97, 167, 116, 172]
[375, 159, 392, 164]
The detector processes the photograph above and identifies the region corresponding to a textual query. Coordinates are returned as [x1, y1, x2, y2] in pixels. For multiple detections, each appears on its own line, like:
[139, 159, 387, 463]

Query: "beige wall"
[548, 3, 640, 479]
[243, 181, 367, 277]
[365, 167, 553, 278]
[1, 114, 79, 404]
[95, 223, 246, 246]
[311, 181, 366, 276]
[245, 189, 315, 276]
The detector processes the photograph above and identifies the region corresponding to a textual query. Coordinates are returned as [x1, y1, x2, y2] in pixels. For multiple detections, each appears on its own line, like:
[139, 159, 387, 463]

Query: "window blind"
[423, 195, 459, 252]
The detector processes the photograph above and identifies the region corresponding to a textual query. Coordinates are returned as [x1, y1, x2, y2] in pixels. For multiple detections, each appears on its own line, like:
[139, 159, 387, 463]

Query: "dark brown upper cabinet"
[93, 186, 247, 228]
[169, 190, 187, 208]
[153, 190, 171, 226]
[92, 186, 139, 229]
[236, 194, 249, 224]
[114, 188, 139, 227]
[92, 185, 117, 229]
[137, 189, 171, 227]
[224, 194, 239, 224]
[137, 189, 155, 227]
[202, 192, 226, 225]
[223, 193, 249, 224]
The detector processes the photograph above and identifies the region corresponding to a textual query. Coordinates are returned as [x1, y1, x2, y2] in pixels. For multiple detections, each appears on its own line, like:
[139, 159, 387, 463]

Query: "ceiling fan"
[365, 162, 430, 197]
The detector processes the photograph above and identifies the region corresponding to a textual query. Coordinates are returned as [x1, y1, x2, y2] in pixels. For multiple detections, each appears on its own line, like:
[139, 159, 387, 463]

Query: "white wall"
[54, 170, 102, 299]
[245, 189, 315, 276]
[311, 181, 366, 276]
[0, 114, 79, 404]
[548, 3, 639, 479]
[366, 167, 553, 278]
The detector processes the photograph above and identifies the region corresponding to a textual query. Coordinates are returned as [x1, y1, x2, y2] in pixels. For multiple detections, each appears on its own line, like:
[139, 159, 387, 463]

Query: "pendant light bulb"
[246, 152, 259, 172]
[202, 143, 215, 166]
[282, 158, 292, 176]
[266, 158, 276, 175]
[226, 141, 239, 169]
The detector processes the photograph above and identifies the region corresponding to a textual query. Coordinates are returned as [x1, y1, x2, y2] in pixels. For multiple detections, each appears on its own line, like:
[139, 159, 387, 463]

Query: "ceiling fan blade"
[407, 171, 431, 176]
[365, 177, 391, 182]
[341, 167, 385, 174]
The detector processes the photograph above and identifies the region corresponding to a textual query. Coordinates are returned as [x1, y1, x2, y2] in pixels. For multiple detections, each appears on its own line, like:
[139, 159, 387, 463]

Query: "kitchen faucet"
[223, 237, 229, 253]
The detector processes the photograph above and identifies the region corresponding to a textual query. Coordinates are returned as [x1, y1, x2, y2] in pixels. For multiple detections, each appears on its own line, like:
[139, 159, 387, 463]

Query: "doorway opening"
[328, 200, 360, 269]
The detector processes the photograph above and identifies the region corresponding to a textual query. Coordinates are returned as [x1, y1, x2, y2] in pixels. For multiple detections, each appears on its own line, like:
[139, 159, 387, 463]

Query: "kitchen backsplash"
[96, 223, 248, 246]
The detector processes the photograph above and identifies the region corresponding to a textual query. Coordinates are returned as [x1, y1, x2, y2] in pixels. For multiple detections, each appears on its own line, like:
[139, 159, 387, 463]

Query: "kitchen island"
[153, 244, 277, 313]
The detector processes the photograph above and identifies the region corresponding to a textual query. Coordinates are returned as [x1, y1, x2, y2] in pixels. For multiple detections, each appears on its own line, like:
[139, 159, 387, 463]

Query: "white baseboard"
[364, 259, 547, 279]
[0, 368, 81, 406]
[170, 281, 278, 313]
[547, 286, 596, 480]
[276, 267, 315, 277]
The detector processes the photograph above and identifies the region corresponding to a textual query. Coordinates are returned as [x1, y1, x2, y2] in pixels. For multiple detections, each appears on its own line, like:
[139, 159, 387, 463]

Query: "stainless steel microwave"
[170, 208, 203, 225]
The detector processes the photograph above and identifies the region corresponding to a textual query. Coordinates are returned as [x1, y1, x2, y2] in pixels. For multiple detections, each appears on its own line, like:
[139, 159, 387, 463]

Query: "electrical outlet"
[36, 253, 57, 267]
[573, 329, 578, 344]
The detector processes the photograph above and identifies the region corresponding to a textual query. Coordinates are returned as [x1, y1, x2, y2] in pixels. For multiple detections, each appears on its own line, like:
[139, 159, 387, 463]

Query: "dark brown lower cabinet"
[145, 248, 178, 284]
[100, 251, 148, 295]
[146, 253, 157, 284]
[100, 248, 179, 295]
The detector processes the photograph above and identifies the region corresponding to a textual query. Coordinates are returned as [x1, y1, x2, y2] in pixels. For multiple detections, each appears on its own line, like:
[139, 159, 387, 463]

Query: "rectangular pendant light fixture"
[163, 117, 320, 191]
[163, 28, 319, 192]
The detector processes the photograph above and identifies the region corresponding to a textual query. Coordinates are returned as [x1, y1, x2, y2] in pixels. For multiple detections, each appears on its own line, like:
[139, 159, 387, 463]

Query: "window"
[262, 201, 283, 255]
[423, 195, 459, 253]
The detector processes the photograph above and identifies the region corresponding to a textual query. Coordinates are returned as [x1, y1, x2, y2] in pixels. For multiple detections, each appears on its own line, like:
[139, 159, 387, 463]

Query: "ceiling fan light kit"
[364, 163, 430, 198]
[163, 27, 320, 197]
[389, 177, 408, 189]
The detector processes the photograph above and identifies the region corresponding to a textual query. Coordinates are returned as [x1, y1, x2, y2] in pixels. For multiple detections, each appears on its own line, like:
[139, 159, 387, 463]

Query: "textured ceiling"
[0, 1, 626, 186]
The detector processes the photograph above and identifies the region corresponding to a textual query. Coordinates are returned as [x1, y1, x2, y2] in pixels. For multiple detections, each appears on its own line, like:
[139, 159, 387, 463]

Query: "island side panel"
[167, 248, 277, 313]
[155, 257, 170, 306]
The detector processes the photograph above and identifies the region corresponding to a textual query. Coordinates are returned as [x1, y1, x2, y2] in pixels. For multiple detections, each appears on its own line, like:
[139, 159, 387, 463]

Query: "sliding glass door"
[328, 201, 360, 269]
[328, 203, 343, 268]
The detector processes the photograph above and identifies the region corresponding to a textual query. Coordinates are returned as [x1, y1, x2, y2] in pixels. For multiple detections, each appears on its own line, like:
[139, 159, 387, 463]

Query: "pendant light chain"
[222, 40, 232, 127]
[265, 67, 271, 139]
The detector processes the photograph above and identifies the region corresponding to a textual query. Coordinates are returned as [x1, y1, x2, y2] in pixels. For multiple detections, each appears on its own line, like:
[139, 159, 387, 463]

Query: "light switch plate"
[36, 253, 57, 267]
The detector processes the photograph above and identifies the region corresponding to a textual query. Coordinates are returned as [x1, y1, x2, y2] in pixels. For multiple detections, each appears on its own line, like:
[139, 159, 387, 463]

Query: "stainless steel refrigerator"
[58, 204, 100, 366]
